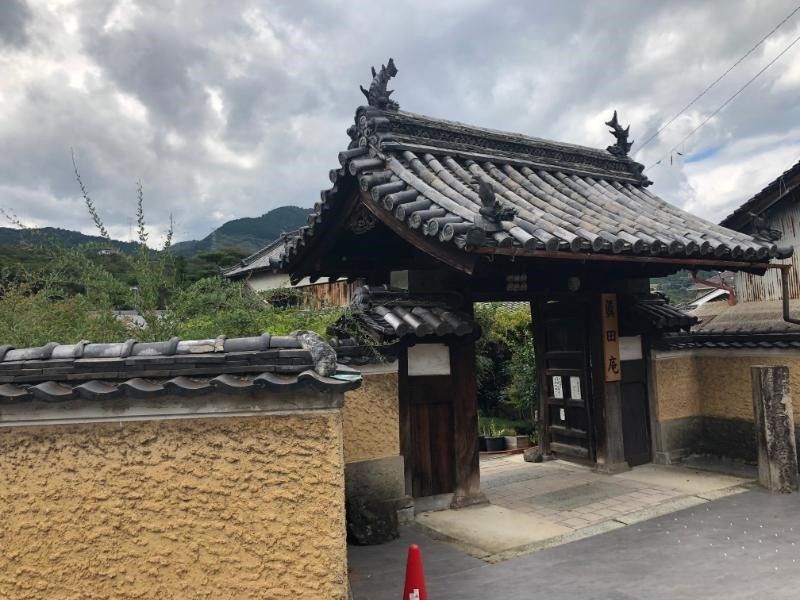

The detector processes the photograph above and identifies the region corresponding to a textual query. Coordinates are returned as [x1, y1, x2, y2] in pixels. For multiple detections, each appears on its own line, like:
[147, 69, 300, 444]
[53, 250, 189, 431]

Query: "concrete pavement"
[349, 488, 800, 599]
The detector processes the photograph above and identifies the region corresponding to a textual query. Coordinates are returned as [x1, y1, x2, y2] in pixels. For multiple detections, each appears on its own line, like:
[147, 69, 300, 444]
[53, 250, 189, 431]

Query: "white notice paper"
[553, 376, 564, 399]
[570, 376, 582, 400]
[559, 408, 566, 421]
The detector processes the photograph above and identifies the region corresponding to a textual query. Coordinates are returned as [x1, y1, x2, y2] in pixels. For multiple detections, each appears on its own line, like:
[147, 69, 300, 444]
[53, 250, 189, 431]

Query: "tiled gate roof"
[282, 61, 790, 269]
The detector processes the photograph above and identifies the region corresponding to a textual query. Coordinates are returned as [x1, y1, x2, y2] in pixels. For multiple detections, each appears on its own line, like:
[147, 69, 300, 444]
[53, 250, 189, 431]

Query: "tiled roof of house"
[659, 331, 800, 351]
[281, 62, 788, 270]
[690, 299, 800, 334]
[629, 297, 697, 332]
[0, 334, 361, 402]
[720, 159, 800, 231]
[222, 230, 300, 279]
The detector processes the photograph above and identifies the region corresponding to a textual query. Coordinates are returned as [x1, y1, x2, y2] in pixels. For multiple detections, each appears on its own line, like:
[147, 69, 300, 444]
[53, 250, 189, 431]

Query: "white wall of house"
[243, 272, 292, 292]
[242, 272, 348, 293]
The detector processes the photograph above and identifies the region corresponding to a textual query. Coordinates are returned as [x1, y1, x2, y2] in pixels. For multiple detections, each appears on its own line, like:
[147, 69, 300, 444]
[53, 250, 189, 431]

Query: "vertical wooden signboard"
[600, 293, 621, 382]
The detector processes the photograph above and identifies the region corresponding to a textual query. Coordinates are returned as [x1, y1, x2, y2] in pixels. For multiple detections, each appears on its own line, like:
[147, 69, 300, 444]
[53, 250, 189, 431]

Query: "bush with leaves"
[0, 156, 343, 347]
[474, 302, 537, 424]
[0, 283, 129, 347]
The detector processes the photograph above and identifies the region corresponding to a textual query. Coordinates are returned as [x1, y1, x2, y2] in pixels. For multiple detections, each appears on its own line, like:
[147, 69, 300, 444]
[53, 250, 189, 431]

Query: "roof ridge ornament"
[605, 110, 633, 157]
[474, 177, 517, 232]
[750, 211, 783, 242]
[360, 58, 399, 111]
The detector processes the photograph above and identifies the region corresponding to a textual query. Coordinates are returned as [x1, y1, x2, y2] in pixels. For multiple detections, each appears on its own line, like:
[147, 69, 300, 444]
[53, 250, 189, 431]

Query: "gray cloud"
[0, 0, 31, 48]
[1, 0, 799, 243]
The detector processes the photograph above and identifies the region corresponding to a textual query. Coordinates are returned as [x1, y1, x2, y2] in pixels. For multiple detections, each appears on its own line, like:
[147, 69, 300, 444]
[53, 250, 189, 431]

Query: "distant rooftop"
[222, 230, 301, 279]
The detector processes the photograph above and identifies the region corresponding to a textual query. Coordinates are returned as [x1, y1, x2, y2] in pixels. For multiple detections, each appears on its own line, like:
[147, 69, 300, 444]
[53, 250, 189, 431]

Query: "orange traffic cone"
[402, 544, 428, 600]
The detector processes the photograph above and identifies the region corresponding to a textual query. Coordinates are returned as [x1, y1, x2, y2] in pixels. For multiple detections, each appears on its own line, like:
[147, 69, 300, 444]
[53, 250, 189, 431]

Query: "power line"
[646, 29, 800, 171]
[637, 3, 800, 153]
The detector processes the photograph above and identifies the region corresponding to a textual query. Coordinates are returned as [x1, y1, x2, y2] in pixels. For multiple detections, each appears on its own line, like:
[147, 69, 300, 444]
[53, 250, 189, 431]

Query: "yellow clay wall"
[654, 352, 800, 423]
[0, 413, 347, 600]
[654, 355, 701, 421]
[343, 371, 399, 463]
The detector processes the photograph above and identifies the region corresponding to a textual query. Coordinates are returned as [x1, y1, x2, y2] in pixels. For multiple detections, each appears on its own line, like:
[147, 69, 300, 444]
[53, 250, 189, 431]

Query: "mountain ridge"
[0, 205, 310, 258]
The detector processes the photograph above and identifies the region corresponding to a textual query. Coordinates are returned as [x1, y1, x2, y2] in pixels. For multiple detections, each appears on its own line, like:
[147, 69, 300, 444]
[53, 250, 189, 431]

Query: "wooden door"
[406, 374, 456, 497]
[621, 358, 652, 466]
[399, 343, 457, 499]
[534, 298, 594, 460]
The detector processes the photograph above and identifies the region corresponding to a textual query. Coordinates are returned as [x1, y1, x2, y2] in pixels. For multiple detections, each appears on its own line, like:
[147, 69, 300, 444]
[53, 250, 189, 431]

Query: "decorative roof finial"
[750, 212, 782, 242]
[360, 58, 399, 111]
[474, 177, 516, 232]
[605, 110, 633, 157]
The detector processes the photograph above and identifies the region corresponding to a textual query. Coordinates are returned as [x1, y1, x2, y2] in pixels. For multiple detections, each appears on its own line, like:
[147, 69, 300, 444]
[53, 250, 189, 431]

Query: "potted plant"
[478, 421, 488, 452]
[503, 428, 532, 450]
[484, 419, 506, 452]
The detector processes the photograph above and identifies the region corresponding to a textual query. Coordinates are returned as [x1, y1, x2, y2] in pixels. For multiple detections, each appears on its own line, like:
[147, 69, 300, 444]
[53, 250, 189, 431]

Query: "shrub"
[474, 302, 537, 423]
[0, 284, 128, 347]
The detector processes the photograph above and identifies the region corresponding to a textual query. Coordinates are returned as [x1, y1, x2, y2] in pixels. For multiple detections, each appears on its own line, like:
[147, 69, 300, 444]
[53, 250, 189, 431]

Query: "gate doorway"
[533, 297, 595, 461]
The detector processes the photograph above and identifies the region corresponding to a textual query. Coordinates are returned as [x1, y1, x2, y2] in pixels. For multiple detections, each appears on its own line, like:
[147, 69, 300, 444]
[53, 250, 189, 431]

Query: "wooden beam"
[398, 343, 413, 498]
[289, 179, 361, 283]
[359, 191, 477, 275]
[474, 246, 769, 272]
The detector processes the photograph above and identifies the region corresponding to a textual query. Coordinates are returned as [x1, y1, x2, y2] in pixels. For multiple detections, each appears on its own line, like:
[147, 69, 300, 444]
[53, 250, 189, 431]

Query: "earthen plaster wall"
[0, 413, 347, 600]
[654, 355, 701, 421]
[343, 370, 399, 463]
[653, 351, 800, 424]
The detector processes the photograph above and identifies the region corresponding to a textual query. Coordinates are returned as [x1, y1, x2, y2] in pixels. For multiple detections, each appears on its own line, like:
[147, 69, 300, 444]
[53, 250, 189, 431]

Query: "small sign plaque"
[620, 335, 643, 361]
[600, 293, 622, 382]
[559, 408, 566, 421]
[407, 343, 450, 376]
[570, 376, 582, 400]
[553, 376, 564, 399]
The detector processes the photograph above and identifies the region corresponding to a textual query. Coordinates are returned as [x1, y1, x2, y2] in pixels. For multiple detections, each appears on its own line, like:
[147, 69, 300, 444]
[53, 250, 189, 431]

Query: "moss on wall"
[343, 371, 399, 463]
[0, 414, 347, 600]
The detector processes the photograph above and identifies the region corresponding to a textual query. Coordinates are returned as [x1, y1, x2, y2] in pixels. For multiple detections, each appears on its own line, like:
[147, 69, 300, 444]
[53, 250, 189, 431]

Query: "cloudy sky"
[1, 0, 799, 245]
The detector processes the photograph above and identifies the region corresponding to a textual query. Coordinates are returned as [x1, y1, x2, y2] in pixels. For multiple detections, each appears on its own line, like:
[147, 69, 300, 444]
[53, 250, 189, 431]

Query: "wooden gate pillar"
[595, 293, 630, 473]
[596, 382, 630, 473]
[752, 365, 798, 493]
[450, 341, 487, 509]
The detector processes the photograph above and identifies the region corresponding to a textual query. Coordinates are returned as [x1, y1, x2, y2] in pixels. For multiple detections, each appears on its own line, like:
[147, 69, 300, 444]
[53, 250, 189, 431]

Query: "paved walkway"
[349, 488, 800, 599]
[480, 454, 752, 533]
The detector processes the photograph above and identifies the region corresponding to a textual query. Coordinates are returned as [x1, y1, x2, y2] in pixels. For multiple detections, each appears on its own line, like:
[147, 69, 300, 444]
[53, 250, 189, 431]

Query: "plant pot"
[504, 435, 532, 450]
[484, 436, 505, 452]
[478, 436, 487, 452]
